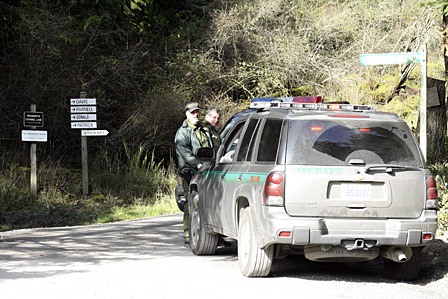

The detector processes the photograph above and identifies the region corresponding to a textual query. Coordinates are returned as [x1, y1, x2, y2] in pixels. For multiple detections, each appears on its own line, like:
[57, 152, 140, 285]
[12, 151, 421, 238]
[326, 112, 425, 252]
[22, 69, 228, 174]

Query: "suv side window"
[237, 118, 260, 162]
[219, 122, 245, 163]
[257, 119, 283, 162]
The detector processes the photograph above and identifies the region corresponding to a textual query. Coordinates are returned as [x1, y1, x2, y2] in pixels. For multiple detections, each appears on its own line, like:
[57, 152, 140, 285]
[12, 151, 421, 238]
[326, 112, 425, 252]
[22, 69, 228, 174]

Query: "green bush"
[429, 163, 448, 231]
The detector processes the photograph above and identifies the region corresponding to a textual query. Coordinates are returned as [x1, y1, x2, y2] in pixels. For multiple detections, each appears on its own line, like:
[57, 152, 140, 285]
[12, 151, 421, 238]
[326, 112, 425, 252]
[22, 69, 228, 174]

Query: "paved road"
[0, 214, 446, 298]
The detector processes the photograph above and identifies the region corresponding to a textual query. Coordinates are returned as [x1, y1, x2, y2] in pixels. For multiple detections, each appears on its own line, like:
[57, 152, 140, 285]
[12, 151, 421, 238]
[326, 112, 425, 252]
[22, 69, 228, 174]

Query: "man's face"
[186, 109, 200, 125]
[206, 111, 220, 127]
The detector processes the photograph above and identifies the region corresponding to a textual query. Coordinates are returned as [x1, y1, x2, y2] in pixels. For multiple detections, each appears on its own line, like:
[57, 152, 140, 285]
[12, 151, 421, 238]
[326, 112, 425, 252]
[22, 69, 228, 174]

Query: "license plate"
[341, 184, 372, 200]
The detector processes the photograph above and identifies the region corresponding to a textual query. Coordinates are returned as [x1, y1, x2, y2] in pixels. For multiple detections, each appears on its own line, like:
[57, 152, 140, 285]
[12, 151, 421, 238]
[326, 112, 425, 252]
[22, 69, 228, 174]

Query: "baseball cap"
[185, 102, 201, 113]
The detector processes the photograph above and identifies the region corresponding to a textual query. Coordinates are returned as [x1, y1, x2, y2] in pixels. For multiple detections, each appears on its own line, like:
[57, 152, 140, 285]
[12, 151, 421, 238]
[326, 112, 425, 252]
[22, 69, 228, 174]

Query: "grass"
[0, 145, 180, 232]
[97, 194, 178, 224]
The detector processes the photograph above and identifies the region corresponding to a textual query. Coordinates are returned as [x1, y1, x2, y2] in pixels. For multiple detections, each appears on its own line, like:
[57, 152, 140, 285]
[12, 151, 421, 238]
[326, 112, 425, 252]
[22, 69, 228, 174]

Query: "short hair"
[206, 108, 220, 116]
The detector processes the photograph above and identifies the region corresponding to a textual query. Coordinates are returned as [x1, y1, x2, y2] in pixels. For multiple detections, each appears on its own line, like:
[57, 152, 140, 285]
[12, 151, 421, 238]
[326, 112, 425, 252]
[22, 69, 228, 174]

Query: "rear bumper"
[252, 206, 438, 248]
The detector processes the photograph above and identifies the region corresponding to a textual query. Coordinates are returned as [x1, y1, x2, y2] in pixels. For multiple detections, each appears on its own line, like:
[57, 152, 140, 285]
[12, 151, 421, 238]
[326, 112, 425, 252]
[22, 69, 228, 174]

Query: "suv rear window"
[286, 119, 423, 167]
[257, 119, 283, 162]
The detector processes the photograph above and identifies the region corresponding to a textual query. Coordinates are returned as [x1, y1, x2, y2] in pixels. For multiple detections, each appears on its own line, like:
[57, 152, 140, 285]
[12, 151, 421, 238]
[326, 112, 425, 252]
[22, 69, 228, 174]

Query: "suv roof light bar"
[250, 96, 323, 108]
[250, 97, 374, 112]
[278, 102, 375, 112]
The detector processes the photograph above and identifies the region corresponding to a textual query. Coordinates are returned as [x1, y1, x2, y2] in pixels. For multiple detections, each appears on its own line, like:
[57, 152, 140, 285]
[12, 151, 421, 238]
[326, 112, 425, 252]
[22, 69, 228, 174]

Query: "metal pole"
[30, 104, 37, 197]
[80, 91, 89, 195]
[419, 45, 427, 161]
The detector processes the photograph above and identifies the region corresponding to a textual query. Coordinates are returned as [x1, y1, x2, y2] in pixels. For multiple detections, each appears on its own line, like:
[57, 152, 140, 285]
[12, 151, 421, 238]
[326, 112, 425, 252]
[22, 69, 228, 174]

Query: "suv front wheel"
[238, 207, 274, 277]
[188, 191, 219, 255]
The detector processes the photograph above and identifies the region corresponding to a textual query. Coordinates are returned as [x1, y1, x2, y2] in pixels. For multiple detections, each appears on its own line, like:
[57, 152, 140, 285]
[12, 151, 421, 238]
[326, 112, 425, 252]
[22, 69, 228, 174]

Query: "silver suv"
[188, 97, 438, 280]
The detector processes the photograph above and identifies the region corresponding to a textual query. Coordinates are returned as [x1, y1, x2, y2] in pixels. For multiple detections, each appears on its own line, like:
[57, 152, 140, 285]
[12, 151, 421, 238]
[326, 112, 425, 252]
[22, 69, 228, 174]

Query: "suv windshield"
[286, 118, 423, 167]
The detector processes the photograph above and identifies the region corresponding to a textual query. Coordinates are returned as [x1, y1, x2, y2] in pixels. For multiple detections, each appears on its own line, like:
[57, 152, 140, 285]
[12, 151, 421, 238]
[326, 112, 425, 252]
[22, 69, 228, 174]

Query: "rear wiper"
[363, 164, 420, 173]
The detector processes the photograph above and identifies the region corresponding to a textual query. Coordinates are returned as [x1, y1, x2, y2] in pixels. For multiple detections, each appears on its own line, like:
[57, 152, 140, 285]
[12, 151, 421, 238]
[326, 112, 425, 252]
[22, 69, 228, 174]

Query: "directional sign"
[81, 130, 109, 137]
[71, 114, 97, 121]
[23, 111, 44, 127]
[70, 98, 97, 105]
[71, 106, 97, 113]
[71, 122, 97, 129]
[360, 52, 423, 66]
[22, 130, 48, 142]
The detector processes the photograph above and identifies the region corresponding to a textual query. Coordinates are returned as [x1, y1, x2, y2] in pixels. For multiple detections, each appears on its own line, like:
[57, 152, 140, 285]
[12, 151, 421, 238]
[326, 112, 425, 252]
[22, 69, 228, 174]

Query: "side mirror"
[195, 147, 215, 161]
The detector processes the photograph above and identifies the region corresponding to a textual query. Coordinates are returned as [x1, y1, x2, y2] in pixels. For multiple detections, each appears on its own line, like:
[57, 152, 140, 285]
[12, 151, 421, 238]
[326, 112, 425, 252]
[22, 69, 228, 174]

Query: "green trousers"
[181, 177, 190, 242]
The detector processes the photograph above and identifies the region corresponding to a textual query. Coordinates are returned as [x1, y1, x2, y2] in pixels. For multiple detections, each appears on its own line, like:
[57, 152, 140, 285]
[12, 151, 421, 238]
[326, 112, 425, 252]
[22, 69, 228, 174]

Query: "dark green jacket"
[175, 119, 210, 175]
[203, 121, 221, 151]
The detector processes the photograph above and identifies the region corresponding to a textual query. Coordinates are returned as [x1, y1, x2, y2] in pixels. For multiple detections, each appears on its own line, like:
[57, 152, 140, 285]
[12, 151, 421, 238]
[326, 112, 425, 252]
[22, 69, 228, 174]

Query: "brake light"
[279, 231, 291, 237]
[263, 171, 284, 206]
[359, 128, 371, 132]
[425, 176, 438, 209]
[422, 233, 433, 240]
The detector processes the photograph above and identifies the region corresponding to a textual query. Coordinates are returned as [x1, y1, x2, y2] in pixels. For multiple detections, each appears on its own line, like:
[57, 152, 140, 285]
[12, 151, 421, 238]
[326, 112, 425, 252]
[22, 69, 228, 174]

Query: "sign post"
[360, 48, 427, 160]
[22, 104, 47, 196]
[78, 92, 90, 195]
[21, 105, 47, 196]
[70, 94, 107, 195]
[30, 105, 37, 196]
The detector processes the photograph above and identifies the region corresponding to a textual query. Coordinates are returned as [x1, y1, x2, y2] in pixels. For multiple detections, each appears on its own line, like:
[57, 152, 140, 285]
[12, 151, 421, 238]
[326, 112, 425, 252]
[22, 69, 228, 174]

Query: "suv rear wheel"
[189, 191, 219, 255]
[238, 207, 274, 277]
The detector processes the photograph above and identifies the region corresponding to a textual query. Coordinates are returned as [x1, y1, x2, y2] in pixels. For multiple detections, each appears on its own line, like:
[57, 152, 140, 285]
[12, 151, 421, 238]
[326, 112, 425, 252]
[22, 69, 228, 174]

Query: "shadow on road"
[1, 213, 446, 286]
[0, 214, 191, 280]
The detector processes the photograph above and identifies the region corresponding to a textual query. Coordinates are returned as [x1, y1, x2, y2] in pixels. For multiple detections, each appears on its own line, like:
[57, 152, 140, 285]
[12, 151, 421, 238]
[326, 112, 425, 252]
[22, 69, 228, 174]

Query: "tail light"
[263, 171, 284, 206]
[425, 176, 438, 209]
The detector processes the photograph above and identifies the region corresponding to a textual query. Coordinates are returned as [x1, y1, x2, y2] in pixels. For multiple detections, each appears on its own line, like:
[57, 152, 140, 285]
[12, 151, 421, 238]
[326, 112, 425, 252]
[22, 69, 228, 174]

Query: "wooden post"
[419, 45, 427, 161]
[80, 91, 89, 195]
[30, 104, 37, 197]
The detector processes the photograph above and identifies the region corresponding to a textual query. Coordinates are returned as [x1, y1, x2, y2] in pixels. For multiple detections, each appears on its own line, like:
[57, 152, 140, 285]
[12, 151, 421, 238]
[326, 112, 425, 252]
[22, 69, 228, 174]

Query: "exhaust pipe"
[380, 246, 413, 262]
[394, 249, 407, 262]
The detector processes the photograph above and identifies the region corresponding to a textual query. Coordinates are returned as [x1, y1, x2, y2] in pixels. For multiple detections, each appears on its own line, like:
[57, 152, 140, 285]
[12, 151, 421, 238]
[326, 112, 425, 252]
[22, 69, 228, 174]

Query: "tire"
[383, 247, 423, 281]
[188, 191, 219, 255]
[304, 245, 379, 262]
[237, 207, 274, 277]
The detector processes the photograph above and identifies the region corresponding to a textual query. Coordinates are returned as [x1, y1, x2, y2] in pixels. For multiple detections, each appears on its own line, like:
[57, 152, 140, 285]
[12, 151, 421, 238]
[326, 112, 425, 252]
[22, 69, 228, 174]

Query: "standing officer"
[174, 102, 210, 246]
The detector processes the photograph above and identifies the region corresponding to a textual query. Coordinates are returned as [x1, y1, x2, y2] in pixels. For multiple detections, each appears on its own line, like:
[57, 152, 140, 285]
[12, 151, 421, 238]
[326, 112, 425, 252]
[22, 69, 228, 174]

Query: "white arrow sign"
[71, 106, 97, 113]
[71, 122, 97, 129]
[71, 98, 97, 105]
[71, 114, 97, 121]
[81, 130, 109, 136]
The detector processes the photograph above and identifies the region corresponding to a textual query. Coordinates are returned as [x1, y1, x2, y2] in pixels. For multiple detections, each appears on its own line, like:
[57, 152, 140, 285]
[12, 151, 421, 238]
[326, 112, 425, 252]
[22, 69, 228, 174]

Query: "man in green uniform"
[203, 108, 221, 150]
[174, 102, 210, 245]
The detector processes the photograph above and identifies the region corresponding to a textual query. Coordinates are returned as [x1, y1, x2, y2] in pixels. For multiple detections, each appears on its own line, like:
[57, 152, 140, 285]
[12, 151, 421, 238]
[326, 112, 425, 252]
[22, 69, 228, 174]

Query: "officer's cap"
[185, 102, 201, 113]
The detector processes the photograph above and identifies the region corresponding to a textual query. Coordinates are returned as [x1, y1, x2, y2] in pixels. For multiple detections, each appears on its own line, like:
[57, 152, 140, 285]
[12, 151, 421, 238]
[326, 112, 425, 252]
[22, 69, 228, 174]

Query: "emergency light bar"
[281, 102, 374, 112]
[250, 96, 323, 108]
[249, 96, 374, 112]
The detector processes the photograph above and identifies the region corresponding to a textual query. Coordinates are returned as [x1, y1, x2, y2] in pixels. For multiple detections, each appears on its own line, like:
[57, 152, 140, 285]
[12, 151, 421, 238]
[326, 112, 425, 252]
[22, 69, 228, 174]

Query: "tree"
[422, 0, 448, 162]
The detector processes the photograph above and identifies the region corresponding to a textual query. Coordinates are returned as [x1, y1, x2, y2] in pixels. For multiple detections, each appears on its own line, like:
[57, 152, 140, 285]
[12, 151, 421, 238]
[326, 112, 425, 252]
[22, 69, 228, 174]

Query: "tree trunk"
[426, 77, 446, 163]
[426, 10, 448, 164]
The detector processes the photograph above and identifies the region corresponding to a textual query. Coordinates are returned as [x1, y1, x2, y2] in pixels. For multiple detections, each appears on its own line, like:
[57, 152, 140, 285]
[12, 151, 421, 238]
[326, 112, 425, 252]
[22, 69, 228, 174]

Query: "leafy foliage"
[429, 163, 448, 231]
